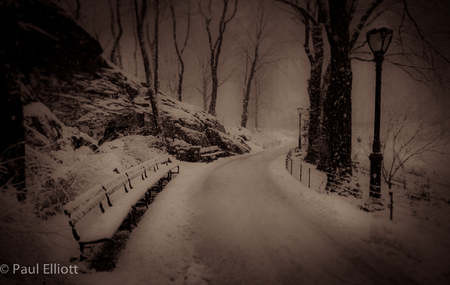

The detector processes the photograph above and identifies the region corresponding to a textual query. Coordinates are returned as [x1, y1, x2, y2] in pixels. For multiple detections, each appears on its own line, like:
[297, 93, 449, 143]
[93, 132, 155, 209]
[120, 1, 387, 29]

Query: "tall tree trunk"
[114, 0, 123, 69]
[304, 23, 324, 164]
[306, 67, 322, 163]
[319, 0, 353, 174]
[177, 62, 184, 101]
[154, 0, 159, 97]
[152, 0, 167, 144]
[202, 0, 239, 117]
[193, 48, 211, 111]
[208, 48, 219, 116]
[240, 0, 268, 128]
[109, 0, 123, 68]
[276, 0, 325, 165]
[108, 0, 117, 65]
[254, 84, 260, 130]
[208, 28, 226, 117]
[170, 1, 190, 101]
[131, 0, 138, 77]
[134, 0, 161, 134]
[241, 45, 259, 128]
[145, 21, 155, 76]
[202, 77, 209, 111]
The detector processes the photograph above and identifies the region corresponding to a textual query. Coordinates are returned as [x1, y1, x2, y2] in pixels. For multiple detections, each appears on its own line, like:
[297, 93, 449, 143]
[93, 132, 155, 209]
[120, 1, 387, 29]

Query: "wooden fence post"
[389, 191, 393, 221]
[300, 164, 302, 182]
[308, 168, 311, 188]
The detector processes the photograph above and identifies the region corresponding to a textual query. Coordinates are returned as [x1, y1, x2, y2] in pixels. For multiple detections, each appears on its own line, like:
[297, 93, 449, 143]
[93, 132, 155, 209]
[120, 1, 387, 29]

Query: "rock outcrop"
[4, 0, 251, 166]
[205, 128, 251, 155]
[24, 102, 98, 152]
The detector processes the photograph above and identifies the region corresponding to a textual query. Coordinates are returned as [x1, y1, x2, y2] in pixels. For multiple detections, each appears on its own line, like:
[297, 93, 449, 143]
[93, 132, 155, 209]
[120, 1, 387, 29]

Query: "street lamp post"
[297, 107, 303, 151]
[366, 28, 393, 200]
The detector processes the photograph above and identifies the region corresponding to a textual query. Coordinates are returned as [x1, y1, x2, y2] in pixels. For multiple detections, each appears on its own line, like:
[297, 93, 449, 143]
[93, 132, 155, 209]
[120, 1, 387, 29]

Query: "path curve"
[189, 147, 417, 285]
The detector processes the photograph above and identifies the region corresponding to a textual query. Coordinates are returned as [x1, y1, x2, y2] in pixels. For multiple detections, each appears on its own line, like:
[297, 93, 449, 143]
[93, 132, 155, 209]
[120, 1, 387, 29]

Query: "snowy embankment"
[270, 153, 450, 284]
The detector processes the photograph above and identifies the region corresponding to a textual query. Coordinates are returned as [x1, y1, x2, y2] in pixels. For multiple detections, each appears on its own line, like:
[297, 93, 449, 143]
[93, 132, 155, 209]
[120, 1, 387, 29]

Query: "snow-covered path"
[187, 147, 414, 285]
[76, 145, 448, 285]
[192, 147, 349, 284]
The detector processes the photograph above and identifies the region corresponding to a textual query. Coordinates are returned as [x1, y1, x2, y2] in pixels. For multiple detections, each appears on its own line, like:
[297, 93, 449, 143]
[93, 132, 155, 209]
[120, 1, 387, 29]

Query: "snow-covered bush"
[327, 174, 363, 198]
[1, 162, 70, 284]
[407, 181, 431, 201]
[326, 164, 363, 199]
[25, 135, 163, 219]
[26, 145, 106, 218]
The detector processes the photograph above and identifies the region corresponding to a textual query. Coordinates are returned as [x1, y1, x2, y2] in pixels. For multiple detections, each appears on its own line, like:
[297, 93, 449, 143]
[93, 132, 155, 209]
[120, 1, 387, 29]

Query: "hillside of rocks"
[4, 0, 250, 155]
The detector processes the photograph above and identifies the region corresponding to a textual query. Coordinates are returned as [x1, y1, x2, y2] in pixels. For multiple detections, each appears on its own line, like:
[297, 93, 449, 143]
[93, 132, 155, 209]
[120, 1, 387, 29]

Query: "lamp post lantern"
[297, 107, 303, 151]
[366, 27, 393, 200]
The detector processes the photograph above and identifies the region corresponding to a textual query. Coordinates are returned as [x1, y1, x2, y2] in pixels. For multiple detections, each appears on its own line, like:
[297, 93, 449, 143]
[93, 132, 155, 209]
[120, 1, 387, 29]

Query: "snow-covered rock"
[24, 101, 97, 151]
[159, 96, 225, 133]
[168, 125, 210, 147]
[205, 128, 251, 155]
[226, 126, 254, 141]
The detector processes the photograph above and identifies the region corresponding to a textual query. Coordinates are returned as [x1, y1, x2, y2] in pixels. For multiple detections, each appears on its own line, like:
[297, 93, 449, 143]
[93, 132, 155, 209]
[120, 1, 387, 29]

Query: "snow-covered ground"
[2, 130, 449, 285]
[69, 143, 448, 284]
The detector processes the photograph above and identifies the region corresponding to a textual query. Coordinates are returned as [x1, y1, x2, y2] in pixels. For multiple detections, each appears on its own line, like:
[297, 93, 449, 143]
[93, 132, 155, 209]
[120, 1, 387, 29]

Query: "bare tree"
[192, 45, 212, 111]
[251, 64, 270, 130]
[143, 1, 169, 88]
[199, 0, 239, 116]
[153, 0, 160, 98]
[90, 2, 103, 42]
[277, 0, 385, 174]
[237, 0, 272, 128]
[328, 0, 450, 175]
[133, 0, 163, 134]
[192, 42, 238, 112]
[130, 0, 139, 77]
[108, 0, 123, 69]
[381, 101, 449, 190]
[145, 20, 156, 77]
[169, 0, 191, 101]
[159, 54, 179, 97]
[389, 0, 450, 104]
[275, 0, 326, 164]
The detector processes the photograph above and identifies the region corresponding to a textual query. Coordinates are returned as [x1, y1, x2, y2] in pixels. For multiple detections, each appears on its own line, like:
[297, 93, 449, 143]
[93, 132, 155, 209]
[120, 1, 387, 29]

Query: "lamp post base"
[369, 152, 383, 199]
[361, 196, 384, 212]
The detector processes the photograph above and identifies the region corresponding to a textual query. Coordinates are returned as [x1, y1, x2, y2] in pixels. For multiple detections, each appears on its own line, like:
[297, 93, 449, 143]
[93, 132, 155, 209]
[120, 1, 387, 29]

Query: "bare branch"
[275, 0, 317, 25]
[381, 100, 449, 185]
[349, 0, 384, 51]
[402, 0, 450, 65]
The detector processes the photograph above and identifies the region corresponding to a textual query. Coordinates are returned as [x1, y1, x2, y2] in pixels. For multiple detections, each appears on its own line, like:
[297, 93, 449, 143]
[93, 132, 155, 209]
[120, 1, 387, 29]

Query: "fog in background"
[54, 0, 450, 131]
